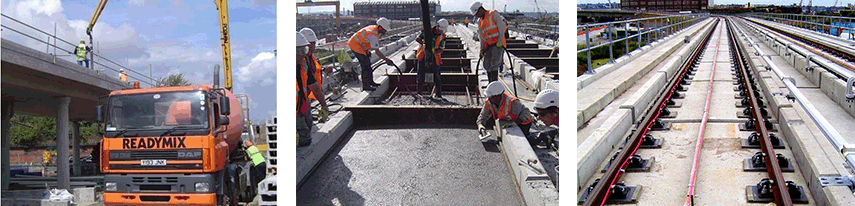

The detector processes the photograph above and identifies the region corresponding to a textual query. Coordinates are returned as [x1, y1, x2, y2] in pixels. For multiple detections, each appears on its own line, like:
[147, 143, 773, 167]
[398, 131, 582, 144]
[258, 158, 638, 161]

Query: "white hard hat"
[485, 81, 504, 97]
[437, 19, 449, 30]
[377, 17, 391, 30]
[296, 31, 309, 47]
[534, 89, 559, 109]
[299, 28, 317, 42]
[120, 68, 125, 72]
[470, 1, 483, 15]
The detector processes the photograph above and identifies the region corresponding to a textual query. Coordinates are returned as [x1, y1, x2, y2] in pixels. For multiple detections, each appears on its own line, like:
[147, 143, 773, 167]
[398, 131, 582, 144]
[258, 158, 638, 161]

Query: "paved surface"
[297, 125, 522, 206]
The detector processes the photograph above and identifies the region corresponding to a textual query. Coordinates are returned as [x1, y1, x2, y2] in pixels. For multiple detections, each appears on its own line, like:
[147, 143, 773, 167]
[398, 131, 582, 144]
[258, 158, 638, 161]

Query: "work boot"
[369, 82, 381, 87]
[363, 85, 376, 91]
[298, 140, 311, 147]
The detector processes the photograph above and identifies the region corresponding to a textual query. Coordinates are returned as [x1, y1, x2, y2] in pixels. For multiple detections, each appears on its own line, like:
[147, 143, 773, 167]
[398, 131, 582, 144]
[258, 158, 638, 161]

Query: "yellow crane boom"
[214, 0, 234, 91]
[86, 0, 109, 71]
[85, 0, 234, 91]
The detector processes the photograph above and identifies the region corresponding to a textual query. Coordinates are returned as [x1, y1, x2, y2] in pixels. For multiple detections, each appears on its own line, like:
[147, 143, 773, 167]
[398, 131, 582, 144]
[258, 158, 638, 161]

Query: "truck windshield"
[105, 91, 209, 133]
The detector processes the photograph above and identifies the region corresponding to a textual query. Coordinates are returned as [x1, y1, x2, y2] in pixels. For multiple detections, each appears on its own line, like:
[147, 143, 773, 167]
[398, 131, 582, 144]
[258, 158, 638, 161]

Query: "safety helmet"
[119, 68, 125, 72]
[437, 19, 449, 30]
[485, 81, 504, 97]
[299, 27, 318, 42]
[80, 39, 85, 43]
[534, 89, 559, 109]
[377, 17, 391, 30]
[296, 31, 309, 47]
[470, 2, 483, 15]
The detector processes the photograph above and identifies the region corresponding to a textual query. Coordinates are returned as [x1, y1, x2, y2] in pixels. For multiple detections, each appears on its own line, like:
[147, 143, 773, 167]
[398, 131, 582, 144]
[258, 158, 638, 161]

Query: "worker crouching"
[477, 82, 535, 143]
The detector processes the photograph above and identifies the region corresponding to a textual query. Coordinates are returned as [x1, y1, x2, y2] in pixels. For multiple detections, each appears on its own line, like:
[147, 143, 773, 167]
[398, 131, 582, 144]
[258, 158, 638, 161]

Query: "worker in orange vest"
[348, 17, 395, 91]
[477, 82, 534, 143]
[297, 32, 328, 147]
[452, 19, 456, 25]
[470, 1, 507, 82]
[415, 19, 449, 98]
[300, 28, 325, 102]
[465, 18, 469, 25]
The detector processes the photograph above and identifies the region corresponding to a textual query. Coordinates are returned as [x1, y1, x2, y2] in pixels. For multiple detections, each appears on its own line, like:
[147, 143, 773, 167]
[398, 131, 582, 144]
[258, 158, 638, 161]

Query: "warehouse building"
[353, 1, 440, 20]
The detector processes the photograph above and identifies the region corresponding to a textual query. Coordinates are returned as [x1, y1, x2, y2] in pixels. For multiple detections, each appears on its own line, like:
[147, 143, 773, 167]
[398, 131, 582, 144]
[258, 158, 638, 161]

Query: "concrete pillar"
[72, 121, 81, 177]
[2, 100, 13, 190]
[56, 97, 71, 189]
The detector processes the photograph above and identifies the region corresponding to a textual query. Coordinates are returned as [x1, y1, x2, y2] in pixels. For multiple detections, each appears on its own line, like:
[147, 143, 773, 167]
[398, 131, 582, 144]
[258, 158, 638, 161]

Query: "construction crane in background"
[296, 0, 341, 34]
[86, 0, 235, 91]
[808, 0, 813, 13]
[85, 0, 109, 71]
[832, 0, 839, 12]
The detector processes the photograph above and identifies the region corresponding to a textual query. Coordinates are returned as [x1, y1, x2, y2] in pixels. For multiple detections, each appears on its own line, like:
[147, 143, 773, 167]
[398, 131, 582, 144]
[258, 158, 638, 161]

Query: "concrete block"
[72, 187, 94, 203]
[620, 73, 667, 121]
[577, 109, 632, 189]
[824, 186, 855, 206]
[497, 120, 557, 206]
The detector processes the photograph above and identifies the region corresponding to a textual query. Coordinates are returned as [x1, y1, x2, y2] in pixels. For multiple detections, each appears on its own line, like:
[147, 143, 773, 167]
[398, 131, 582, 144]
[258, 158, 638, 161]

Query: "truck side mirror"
[219, 116, 230, 126]
[96, 105, 104, 123]
[220, 97, 230, 115]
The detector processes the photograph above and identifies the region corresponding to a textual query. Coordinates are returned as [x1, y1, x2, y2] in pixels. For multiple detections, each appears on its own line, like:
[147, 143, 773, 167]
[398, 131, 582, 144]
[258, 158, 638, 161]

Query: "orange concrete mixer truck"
[94, 69, 255, 206]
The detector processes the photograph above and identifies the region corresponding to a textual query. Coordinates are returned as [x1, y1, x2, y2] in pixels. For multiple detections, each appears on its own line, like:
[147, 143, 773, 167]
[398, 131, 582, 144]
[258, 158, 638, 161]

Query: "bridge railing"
[576, 13, 709, 74]
[1, 14, 157, 86]
[749, 12, 855, 41]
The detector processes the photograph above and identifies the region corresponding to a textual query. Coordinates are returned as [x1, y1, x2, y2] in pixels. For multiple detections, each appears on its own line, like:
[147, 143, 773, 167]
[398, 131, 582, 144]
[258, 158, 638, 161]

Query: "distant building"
[353, 1, 440, 20]
[620, 0, 710, 11]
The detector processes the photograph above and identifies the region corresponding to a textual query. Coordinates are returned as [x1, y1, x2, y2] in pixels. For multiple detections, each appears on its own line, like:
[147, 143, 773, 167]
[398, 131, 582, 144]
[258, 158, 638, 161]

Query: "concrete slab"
[297, 126, 522, 206]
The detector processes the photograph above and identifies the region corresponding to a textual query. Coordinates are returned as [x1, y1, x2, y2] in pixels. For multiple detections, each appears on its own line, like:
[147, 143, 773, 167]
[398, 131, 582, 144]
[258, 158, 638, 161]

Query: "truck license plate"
[140, 159, 166, 166]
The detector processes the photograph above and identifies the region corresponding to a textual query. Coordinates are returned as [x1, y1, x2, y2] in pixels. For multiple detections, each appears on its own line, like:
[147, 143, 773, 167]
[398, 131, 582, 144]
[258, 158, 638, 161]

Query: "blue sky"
[297, 0, 560, 14]
[1, 0, 276, 123]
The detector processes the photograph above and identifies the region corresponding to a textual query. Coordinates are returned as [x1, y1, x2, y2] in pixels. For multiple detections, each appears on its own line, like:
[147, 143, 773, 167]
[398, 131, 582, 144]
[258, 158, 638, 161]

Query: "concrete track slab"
[297, 126, 522, 206]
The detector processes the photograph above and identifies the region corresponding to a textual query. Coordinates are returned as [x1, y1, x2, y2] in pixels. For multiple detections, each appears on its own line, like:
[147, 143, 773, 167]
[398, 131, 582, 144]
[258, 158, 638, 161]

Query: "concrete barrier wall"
[498, 120, 559, 206]
[819, 72, 855, 117]
[620, 73, 667, 121]
[577, 109, 632, 189]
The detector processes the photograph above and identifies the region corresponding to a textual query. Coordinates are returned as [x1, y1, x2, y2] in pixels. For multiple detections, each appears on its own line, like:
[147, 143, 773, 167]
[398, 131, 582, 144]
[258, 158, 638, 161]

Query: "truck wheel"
[220, 174, 239, 206]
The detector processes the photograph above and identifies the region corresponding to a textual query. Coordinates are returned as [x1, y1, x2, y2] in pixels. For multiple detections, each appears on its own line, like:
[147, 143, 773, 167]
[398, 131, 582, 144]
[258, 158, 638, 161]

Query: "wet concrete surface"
[297, 125, 523, 206]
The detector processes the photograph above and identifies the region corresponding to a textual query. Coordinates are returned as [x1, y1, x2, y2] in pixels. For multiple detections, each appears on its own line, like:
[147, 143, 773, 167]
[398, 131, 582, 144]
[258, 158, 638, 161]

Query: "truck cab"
[97, 84, 246, 206]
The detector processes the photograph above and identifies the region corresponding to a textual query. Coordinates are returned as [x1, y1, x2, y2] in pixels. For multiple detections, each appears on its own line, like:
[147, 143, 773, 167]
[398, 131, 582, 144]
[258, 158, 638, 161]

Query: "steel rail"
[745, 17, 855, 64]
[581, 18, 720, 206]
[728, 17, 793, 206]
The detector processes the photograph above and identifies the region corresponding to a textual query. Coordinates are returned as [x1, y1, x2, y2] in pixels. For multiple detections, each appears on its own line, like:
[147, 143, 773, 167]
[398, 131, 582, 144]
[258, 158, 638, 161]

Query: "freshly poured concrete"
[297, 126, 522, 205]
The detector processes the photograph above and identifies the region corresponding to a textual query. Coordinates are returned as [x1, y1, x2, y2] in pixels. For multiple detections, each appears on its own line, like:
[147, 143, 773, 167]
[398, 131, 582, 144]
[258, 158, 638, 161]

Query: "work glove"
[497, 40, 504, 48]
[318, 107, 329, 123]
[478, 124, 487, 136]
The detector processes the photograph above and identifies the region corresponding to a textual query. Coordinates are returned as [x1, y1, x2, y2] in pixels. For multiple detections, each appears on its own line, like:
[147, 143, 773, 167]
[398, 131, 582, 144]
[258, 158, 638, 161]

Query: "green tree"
[157, 73, 192, 87]
[9, 116, 101, 148]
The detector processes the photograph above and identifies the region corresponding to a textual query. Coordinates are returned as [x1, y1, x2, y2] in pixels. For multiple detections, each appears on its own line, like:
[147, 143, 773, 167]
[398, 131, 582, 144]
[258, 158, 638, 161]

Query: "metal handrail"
[732, 17, 855, 176]
[2, 14, 156, 86]
[741, 17, 855, 99]
[749, 12, 855, 41]
[576, 13, 709, 73]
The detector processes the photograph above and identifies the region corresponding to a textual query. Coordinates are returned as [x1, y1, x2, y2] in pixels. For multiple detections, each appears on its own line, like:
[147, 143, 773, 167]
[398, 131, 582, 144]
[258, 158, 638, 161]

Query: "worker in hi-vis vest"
[415, 18, 449, 98]
[71, 39, 92, 68]
[348, 17, 396, 91]
[244, 140, 266, 195]
[470, 1, 507, 82]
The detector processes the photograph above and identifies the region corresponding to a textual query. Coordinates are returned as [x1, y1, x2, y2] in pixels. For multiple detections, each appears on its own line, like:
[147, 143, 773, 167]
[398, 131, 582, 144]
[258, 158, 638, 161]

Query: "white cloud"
[128, 0, 157, 6]
[235, 52, 276, 83]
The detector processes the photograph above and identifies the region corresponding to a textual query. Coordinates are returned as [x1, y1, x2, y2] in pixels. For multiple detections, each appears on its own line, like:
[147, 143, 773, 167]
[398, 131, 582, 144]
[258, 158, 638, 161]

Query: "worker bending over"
[300, 27, 329, 123]
[297, 32, 329, 147]
[244, 140, 266, 195]
[470, 1, 507, 82]
[71, 39, 92, 69]
[477, 82, 534, 142]
[415, 19, 449, 98]
[348, 17, 396, 91]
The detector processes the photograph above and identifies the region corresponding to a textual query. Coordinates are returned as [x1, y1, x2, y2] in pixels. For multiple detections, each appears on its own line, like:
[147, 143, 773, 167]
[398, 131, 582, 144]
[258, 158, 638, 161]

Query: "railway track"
[744, 17, 855, 67]
[579, 17, 814, 205]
